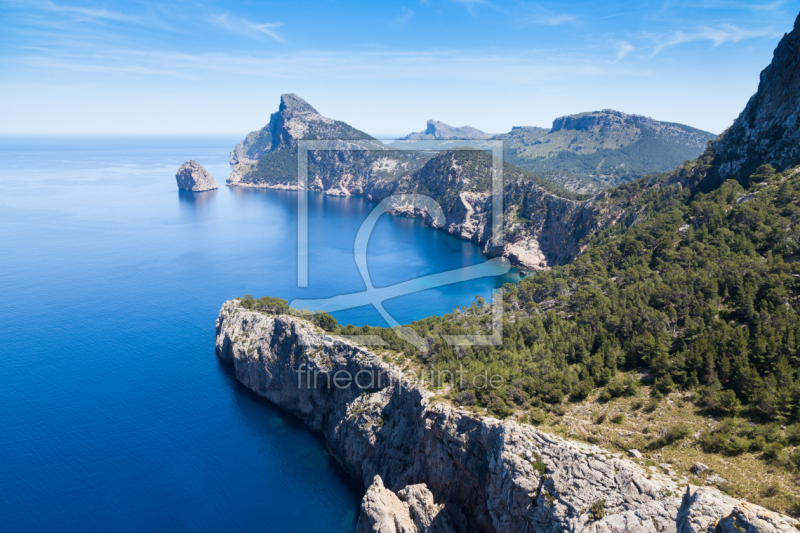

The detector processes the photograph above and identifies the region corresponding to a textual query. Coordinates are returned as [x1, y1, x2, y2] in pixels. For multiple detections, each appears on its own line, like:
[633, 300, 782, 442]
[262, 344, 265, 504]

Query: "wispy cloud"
[4, 45, 619, 85]
[650, 24, 781, 56]
[399, 7, 415, 23]
[0, 0, 179, 32]
[614, 41, 633, 63]
[518, 3, 578, 26]
[44, 2, 132, 23]
[691, 0, 788, 11]
[208, 12, 285, 41]
[453, 0, 486, 16]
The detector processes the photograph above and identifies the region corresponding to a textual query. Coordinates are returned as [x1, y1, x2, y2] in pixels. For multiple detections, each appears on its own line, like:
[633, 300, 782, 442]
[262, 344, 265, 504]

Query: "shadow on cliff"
[215, 358, 365, 495]
[365, 384, 495, 532]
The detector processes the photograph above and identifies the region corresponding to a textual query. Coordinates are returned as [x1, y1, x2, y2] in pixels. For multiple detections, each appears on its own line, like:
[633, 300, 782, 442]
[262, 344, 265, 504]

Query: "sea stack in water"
[175, 160, 217, 192]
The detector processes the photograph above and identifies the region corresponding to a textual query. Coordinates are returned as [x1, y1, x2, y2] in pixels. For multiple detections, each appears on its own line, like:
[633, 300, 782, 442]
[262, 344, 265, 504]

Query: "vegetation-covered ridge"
[236, 161, 800, 513]
[496, 110, 716, 192]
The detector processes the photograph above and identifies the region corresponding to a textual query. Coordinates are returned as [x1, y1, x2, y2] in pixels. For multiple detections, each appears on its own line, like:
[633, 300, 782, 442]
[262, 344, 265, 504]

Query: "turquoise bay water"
[0, 136, 517, 532]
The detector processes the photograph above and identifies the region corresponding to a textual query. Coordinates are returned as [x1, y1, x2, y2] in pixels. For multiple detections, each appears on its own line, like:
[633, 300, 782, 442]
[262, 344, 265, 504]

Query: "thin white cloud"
[399, 7, 415, 23]
[0, 0, 179, 32]
[650, 24, 781, 56]
[518, 3, 578, 26]
[541, 14, 577, 25]
[453, 0, 486, 16]
[4, 46, 617, 84]
[208, 12, 285, 42]
[45, 2, 132, 22]
[614, 41, 634, 63]
[691, 0, 788, 11]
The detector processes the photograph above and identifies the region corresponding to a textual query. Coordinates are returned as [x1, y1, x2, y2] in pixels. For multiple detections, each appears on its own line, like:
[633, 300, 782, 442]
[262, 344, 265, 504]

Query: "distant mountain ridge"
[399, 120, 492, 140]
[224, 94, 720, 271]
[389, 111, 715, 194]
[226, 94, 601, 270]
[496, 109, 717, 191]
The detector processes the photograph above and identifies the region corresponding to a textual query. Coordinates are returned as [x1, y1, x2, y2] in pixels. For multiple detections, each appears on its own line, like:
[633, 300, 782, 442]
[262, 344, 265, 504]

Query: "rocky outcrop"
[677, 487, 798, 533]
[400, 120, 492, 141]
[357, 476, 454, 533]
[227, 93, 382, 188]
[706, 13, 800, 185]
[175, 160, 217, 191]
[215, 302, 797, 533]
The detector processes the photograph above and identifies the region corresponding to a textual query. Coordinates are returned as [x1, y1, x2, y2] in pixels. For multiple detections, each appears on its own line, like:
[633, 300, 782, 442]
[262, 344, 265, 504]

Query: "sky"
[1, 0, 798, 136]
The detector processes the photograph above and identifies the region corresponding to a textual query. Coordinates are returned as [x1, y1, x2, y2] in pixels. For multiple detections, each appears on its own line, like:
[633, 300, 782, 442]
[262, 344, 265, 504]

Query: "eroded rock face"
[357, 476, 453, 533]
[215, 302, 797, 533]
[708, 13, 800, 185]
[677, 487, 798, 533]
[175, 160, 217, 191]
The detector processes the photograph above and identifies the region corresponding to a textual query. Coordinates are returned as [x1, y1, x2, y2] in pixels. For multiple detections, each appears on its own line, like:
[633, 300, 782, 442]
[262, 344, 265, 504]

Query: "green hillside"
[497, 111, 717, 192]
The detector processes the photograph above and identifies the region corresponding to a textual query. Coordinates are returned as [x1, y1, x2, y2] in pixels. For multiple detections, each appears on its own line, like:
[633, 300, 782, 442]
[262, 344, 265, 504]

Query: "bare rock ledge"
[215, 300, 798, 533]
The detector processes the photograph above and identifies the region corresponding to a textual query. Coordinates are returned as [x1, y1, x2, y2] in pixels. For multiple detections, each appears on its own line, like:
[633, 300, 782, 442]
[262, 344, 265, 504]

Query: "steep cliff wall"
[706, 13, 800, 187]
[215, 301, 797, 533]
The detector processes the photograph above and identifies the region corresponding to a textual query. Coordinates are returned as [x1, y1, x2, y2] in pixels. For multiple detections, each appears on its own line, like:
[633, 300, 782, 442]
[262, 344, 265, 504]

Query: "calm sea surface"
[0, 135, 518, 532]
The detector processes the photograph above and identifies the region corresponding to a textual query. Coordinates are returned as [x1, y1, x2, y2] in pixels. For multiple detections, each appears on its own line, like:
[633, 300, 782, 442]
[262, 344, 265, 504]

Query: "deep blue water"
[0, 136, 518, 532]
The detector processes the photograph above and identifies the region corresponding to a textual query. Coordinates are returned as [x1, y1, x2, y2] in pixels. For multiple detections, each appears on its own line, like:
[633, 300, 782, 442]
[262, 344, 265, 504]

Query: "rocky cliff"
[386, 150, 641, 270]
[228, 93, 386, 188]
[215, 301, 798, 533]
[704, 13, 800, 187]
[175, 160, 217, 191]
[400, 120, 492, 141]
[226, 94, 640, 271]
[225, 93, 717, 270]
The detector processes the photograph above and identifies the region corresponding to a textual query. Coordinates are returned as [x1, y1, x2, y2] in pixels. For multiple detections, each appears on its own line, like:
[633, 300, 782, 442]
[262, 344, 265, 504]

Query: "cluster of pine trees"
[241, 159, 800, 472]
[337, 162, 800, 429]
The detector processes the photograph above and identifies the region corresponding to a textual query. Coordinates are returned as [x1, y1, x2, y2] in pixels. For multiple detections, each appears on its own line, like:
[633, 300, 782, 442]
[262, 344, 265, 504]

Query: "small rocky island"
[175, 160, 217, 191]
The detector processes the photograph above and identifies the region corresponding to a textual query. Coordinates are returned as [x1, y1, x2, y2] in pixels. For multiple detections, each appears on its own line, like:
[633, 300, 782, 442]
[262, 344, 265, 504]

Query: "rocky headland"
[225, 94, 648, 272]
[175, 160, 217, 192]
[222, 16, 800, 273]
[215, 301, 798, 533]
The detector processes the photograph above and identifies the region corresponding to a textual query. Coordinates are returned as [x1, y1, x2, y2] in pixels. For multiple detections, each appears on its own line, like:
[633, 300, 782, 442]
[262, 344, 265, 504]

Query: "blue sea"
[0, 136, 518, 532]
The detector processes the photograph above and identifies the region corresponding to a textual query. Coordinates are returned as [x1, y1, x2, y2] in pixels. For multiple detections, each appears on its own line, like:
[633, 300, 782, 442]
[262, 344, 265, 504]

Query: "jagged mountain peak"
[706, 11, 800, 185]
[278, 93, 319, 119]
[228, 93, 379, 185]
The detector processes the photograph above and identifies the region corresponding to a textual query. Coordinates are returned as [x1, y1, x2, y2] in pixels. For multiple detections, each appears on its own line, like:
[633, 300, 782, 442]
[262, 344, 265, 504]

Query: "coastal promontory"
[175, 160, 217, 192]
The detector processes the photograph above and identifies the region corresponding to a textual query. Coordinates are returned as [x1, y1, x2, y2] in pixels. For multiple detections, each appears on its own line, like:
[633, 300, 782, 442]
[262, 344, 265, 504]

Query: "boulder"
[628, 449, 643, 459]
[175, 160, 217, 191]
